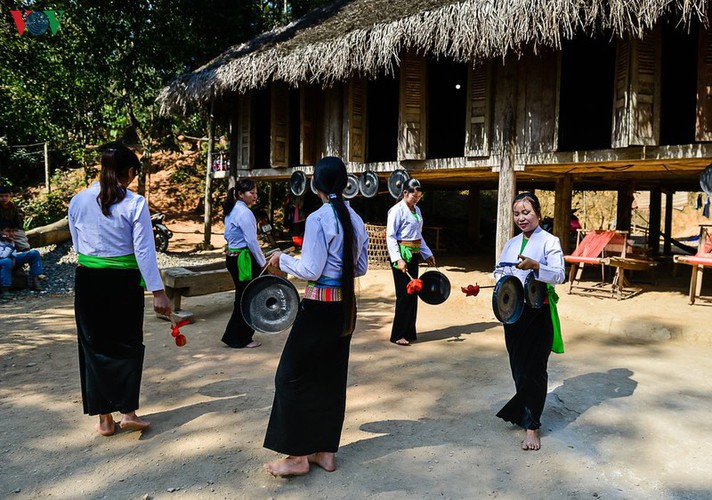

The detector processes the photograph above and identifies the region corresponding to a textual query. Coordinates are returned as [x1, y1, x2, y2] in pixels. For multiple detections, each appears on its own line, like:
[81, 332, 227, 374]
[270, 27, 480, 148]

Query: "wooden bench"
[565, 229, 656, 300]
[159, 248, 288, 321]
[160, 262, 234, 321]
[673, 224, 712, 305]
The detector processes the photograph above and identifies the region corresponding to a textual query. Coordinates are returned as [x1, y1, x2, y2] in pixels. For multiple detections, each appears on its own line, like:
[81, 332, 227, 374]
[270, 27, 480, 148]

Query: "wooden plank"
[300, 86, 316, 165]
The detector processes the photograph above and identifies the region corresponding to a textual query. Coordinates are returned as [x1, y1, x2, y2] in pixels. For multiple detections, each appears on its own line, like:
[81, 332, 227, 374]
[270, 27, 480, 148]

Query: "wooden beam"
[467, 186, 481, 248]
[554, 174, 573, 254]
[203, 102, 215, 249]
[648, 187, 661, 257]
[616, 185, 634, 232]
[663, 190, 673, 255]
[495, 58, 517, 262]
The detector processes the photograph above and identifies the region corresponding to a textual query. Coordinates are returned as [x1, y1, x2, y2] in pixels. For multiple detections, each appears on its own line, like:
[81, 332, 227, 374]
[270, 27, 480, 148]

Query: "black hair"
[223, 178, 256, 216]
[0, 185, 10, 195]
[97, 142, 141, 216]
[313, 156, 357, 336]
[513, 191, 542, 219]
[398, 177, 423, 201]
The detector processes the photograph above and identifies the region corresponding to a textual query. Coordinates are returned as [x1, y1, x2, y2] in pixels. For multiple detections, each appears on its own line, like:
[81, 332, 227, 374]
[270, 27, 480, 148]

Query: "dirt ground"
[1, 238, 712, 499]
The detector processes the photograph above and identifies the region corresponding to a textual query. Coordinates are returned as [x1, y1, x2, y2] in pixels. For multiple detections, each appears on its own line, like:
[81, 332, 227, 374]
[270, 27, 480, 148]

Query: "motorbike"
[151, 212, 173, 253]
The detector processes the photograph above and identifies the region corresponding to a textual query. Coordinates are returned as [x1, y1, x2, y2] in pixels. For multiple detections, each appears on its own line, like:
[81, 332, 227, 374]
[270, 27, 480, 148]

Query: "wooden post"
[467, 186, 481, 248]
[663, 189, 673, 256]
[44, 142, 50, 194]
[229, 108, 238, 191]
[495, 61, 517, 262]
[554, 175, 573, 254]
[616, 186, 634, 232]
[203, 102, 215, 249]
[648, 187, 661, 257]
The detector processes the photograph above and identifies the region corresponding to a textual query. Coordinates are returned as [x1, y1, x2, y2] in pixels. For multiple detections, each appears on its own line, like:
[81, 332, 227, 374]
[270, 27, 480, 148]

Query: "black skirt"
[496, 305, 553, 430]
[263, 299, 352, 456]
[74, 266, 145, 415]
[222, 254, 262, 347]
[390, 255, 420, 342]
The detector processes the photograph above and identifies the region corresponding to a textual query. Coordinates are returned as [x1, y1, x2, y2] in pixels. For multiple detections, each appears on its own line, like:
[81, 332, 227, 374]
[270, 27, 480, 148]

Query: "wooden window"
[398, 53, 427, 160]
[270, 83, 289, 167]
[612, 28, 661, 147]
[465, 61, 492, 157]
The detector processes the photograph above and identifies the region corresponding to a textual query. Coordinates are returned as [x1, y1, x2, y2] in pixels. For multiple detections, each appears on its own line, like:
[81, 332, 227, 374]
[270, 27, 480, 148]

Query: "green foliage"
[170, 163, 201, 184]
[16, 169, 87, 229]
[0, 0, 331, 183]
[18, 191, 68, 230]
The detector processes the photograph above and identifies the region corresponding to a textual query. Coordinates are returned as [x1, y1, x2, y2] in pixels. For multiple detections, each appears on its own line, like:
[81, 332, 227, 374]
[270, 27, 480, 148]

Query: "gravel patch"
[2, 242, 226, 301]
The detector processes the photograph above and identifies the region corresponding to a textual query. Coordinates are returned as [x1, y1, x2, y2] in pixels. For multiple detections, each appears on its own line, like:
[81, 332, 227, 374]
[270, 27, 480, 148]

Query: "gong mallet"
[461, 283, 496, 297]
[403, 269, 423, 294]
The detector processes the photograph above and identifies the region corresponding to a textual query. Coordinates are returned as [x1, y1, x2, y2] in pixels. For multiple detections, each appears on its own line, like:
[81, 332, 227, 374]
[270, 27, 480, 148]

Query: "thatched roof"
[159, 0, 708, 115]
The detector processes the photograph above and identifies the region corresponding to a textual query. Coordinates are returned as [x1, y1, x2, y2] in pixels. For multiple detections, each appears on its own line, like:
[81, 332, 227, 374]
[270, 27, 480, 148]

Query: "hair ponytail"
[97, 142, 140, 216]
[312, 157, 357, 336]
[331, 195, 356, 335]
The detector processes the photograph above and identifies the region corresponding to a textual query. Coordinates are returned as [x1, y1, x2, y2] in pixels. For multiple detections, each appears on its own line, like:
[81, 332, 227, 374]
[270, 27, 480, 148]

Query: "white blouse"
[494, 225, 566, 286]
[68, 182, 163, 291]
[386, 199, 433, 262]
[279, 203, 368, 282]
[224, 200, 267, 268]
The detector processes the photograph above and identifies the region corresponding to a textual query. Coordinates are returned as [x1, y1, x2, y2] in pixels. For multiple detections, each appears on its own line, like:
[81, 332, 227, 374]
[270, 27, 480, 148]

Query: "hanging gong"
[701, 164, 712, 196]
[359, 170, 379, 198]
[289, 171, 307, 197]
[388, 169, 411, 199]
[240, 275, 300, 334]
[310, 175, 318, 195]
[492, 275, 524, 324]
[418, 270, 451, 305]
[524, 273, 547, 309]
[343, 173, 359, 199]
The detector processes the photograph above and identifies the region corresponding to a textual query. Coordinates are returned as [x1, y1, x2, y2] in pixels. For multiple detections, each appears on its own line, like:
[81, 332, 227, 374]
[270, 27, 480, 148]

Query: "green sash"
[78, 253, 145, 287]
[228, 247, 253, 281]
[548, 284, 564, 354]
[393, 244, 420, 268]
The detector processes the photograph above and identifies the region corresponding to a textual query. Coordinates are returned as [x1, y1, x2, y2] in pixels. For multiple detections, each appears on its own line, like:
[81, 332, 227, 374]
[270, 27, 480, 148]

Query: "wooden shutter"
[238, 94, 252, 169]
[612, 29, 661, 147]
[348, 78, 367, 163]
[270, 83, 289, 167]
[300, 86, 315, 165]
[696, 27, 712, 141]
[398, 53, 427, 160]
[322, 84, 343, 157]
[465, 61, 492, 156]
[516, 50, 559, 153]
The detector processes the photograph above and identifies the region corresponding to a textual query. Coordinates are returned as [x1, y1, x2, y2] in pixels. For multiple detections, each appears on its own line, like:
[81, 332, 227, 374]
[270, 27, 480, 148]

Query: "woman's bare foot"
[263, 456, 310, 477]
[119, 412, 151, 431]
[521, 429, 541, 450]
[96, 414, 115, 436]
[394, 339, 410, 346]
[307, 452, 336, 472]
[246, 341, 262, 348]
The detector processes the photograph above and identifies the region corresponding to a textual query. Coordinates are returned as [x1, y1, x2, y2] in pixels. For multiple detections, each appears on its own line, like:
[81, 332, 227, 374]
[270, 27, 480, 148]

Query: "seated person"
[0, 185, 30, 251]
[0, 223, 45, 298]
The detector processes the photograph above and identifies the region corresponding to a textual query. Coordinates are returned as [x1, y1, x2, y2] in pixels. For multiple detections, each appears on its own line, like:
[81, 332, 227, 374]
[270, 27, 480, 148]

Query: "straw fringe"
[158, 0, 709, 115]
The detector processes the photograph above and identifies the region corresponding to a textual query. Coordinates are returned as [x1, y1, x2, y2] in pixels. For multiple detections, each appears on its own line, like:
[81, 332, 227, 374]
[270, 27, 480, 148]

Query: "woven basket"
[365, 224, 391, 270]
